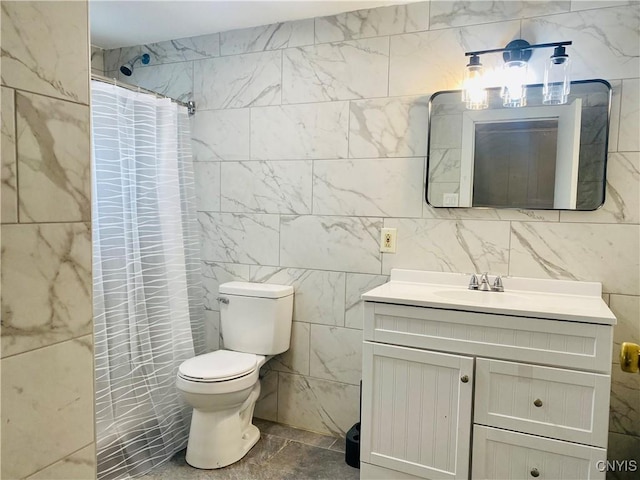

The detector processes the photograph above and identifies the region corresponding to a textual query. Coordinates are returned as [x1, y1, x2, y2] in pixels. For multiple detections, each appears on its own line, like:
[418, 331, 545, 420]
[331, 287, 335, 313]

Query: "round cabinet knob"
[461, 375, 469, 383]
[530, 468, 540, 478]
[534, 399, 543, 407]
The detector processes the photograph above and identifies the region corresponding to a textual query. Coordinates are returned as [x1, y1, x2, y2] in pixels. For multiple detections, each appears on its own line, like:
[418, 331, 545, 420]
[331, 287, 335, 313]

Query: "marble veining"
[221, 161, 313, 214]
[269, 321, 310, 376]
[562, 152, 639, 224]
[27, 443, 96, 480]
[619, 78, 639, 152]
[349, 96, 428, 158]
[116, 62, 193, 103]
[315, 2, 429, 43]
[201, 261, 250, 311]
[309, 325, 362, 385]
[610, 367, 640, 437]
[143, 34, 221, 64]
[422, 203, 561, 222]
[382, 218, 511, 275]
[1, 2, 89, 104]
[509, 222, 640, 295]
[1, 86, 17, 223]
[220, 19, 314, 56]
[16, 92, 91, 222]
[521, 6, 640, 84]
[199, 212, 279, 265]
[251, 102, 349, 160]
[194, 51, 281, 109]
[250, 267, 346, 326]
[192, 162, 221, 211]
[312, 157, 424, 217]
[345, 273, 389, 329]
[389, 20, 521, 96]
[255, 369, 278, 421]
[280, 215, 382, 274]
[282, 37, 389, 104]
[428, 148, 462, 184]
[277, 373, 360, 437]
[609, 295, 640, 438]
[190, 109, 250, 162]
[103, 33, 219, 72]
[1, 336, 94, 479]
[202, 310, 221, 352]
[429, 1, 570, 29]
[1, 223, 92, 358]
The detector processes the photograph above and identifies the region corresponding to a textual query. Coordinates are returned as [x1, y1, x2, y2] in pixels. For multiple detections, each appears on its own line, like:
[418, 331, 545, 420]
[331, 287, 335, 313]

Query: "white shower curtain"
[91, 81, 203, 479]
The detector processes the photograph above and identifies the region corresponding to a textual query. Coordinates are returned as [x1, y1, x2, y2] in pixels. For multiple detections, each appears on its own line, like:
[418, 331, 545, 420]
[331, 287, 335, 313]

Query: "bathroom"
[1, 0, 638, 479]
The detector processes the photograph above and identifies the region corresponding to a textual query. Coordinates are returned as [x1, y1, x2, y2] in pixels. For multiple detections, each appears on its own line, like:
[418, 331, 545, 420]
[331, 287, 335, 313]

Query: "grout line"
[1, 332, 94, 360]
[22, 441, 95, 479]
[11, 87, 20, 223]
[386, 35, 391, 98]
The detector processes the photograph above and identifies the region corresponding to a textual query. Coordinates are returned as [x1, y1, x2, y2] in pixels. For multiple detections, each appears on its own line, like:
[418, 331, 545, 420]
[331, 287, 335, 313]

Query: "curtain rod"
[91, 73, 196, 115]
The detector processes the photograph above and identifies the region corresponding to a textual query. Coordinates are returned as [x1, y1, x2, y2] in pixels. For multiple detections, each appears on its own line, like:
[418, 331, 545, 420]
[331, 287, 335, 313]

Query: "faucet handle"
[468, 274, 479, 290]
[479, 272, 491, 291]
[492, 275, 504, 292]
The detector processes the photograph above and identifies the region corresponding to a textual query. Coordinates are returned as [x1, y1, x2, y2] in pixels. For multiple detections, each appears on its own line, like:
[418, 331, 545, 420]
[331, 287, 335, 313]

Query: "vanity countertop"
[362, 269, 616, 325]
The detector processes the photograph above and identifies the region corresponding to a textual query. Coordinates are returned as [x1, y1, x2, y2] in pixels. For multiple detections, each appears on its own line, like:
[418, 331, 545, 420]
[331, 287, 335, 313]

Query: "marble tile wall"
[1, 1, 95, 479]
[105, 1, 640, 469]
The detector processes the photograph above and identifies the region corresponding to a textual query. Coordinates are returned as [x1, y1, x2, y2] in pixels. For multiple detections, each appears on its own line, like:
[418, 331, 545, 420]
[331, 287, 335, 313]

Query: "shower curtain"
[91, 81, 203, 479]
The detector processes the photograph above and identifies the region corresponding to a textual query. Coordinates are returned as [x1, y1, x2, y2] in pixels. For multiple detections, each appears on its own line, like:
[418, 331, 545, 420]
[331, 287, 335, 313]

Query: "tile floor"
[140, 419, 360, 479]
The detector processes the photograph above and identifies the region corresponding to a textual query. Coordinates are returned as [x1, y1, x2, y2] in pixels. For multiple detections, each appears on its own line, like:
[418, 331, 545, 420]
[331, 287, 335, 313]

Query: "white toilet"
[176, 281, 293, 469]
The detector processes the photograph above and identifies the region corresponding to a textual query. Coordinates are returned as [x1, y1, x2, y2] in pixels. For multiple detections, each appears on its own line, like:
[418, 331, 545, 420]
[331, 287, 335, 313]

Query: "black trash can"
[345, 422, 360, 468]
[345, 380, 362, 468]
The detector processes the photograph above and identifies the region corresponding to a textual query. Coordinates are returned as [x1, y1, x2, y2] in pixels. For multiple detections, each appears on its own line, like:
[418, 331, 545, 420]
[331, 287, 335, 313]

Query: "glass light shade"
[543, 52, 571, 105]
[462, 59, 488, 110]
[501, 60, 528, 108]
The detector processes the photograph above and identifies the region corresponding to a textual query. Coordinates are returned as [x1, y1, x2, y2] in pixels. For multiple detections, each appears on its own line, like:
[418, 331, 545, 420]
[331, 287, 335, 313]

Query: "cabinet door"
[361, 341, 474, 479]
[472, 425, 606, 480]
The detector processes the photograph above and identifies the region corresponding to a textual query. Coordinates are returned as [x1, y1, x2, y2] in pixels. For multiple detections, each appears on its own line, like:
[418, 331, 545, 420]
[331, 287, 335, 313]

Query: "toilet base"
[184, 382, 261, 469]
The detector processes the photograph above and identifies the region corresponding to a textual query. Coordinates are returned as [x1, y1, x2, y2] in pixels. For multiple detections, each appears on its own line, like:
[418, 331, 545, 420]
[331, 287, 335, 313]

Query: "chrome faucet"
[468, 273, 504, 292]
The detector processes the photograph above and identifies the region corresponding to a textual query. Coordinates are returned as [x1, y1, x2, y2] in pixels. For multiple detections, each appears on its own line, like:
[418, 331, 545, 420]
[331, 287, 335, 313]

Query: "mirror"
[426, 79, 611, 210]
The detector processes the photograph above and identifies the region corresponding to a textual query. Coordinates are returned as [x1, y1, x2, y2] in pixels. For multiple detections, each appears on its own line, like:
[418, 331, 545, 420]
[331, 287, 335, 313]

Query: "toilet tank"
[218, 282, 294, 355]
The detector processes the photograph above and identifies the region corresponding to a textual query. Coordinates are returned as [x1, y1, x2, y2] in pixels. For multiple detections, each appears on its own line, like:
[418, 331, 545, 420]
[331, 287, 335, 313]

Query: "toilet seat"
[178, 350, 258, 382]
[176, 350, 264, 395]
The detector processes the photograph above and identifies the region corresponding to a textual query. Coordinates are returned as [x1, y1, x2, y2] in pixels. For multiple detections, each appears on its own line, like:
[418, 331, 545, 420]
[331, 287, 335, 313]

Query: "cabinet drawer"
[472, 425, 606, 480]
[363, 302, 612, 373]
[474, 359, 610, 447]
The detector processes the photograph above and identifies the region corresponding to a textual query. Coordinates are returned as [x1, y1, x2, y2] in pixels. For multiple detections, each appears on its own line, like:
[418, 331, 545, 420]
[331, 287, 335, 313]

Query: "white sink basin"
[432, 289, 526, 303]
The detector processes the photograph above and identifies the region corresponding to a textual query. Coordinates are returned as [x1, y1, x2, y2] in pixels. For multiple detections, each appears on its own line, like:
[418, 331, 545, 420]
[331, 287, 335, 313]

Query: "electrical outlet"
[443, 193, 459, 207]
[380, 228, 397, 253]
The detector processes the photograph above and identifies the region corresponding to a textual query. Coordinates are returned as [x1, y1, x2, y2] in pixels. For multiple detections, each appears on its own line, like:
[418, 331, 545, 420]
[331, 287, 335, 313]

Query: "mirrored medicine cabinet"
[426, 79, 611, 210]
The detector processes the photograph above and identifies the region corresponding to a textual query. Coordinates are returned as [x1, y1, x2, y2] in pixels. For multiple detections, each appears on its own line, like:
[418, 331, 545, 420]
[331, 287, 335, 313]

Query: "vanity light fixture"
[462, 54, 488, 110]
[463, 39, 572, 109]
[543, 45, 571, 105]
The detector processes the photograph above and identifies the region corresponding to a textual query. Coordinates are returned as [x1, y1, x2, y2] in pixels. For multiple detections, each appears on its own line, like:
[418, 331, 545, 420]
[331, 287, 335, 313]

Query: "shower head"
[120, 53, 150, 76]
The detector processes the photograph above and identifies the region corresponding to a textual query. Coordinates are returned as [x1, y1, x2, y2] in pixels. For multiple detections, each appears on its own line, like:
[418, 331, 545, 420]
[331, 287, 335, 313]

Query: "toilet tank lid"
[219, 281, 293, 299]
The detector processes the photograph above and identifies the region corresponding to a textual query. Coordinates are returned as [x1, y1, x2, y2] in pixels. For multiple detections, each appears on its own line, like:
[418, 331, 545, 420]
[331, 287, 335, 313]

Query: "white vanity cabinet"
[360, 270, 616, 480]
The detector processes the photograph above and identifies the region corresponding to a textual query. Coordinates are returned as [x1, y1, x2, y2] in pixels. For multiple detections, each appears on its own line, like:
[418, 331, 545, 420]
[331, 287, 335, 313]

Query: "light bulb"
[462, 55, 488, 110]
[501, 60, 528, 108]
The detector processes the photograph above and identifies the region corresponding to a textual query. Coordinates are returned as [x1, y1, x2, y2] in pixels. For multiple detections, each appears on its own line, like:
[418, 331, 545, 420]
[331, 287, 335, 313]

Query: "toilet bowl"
[176, 282, 293, 469]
